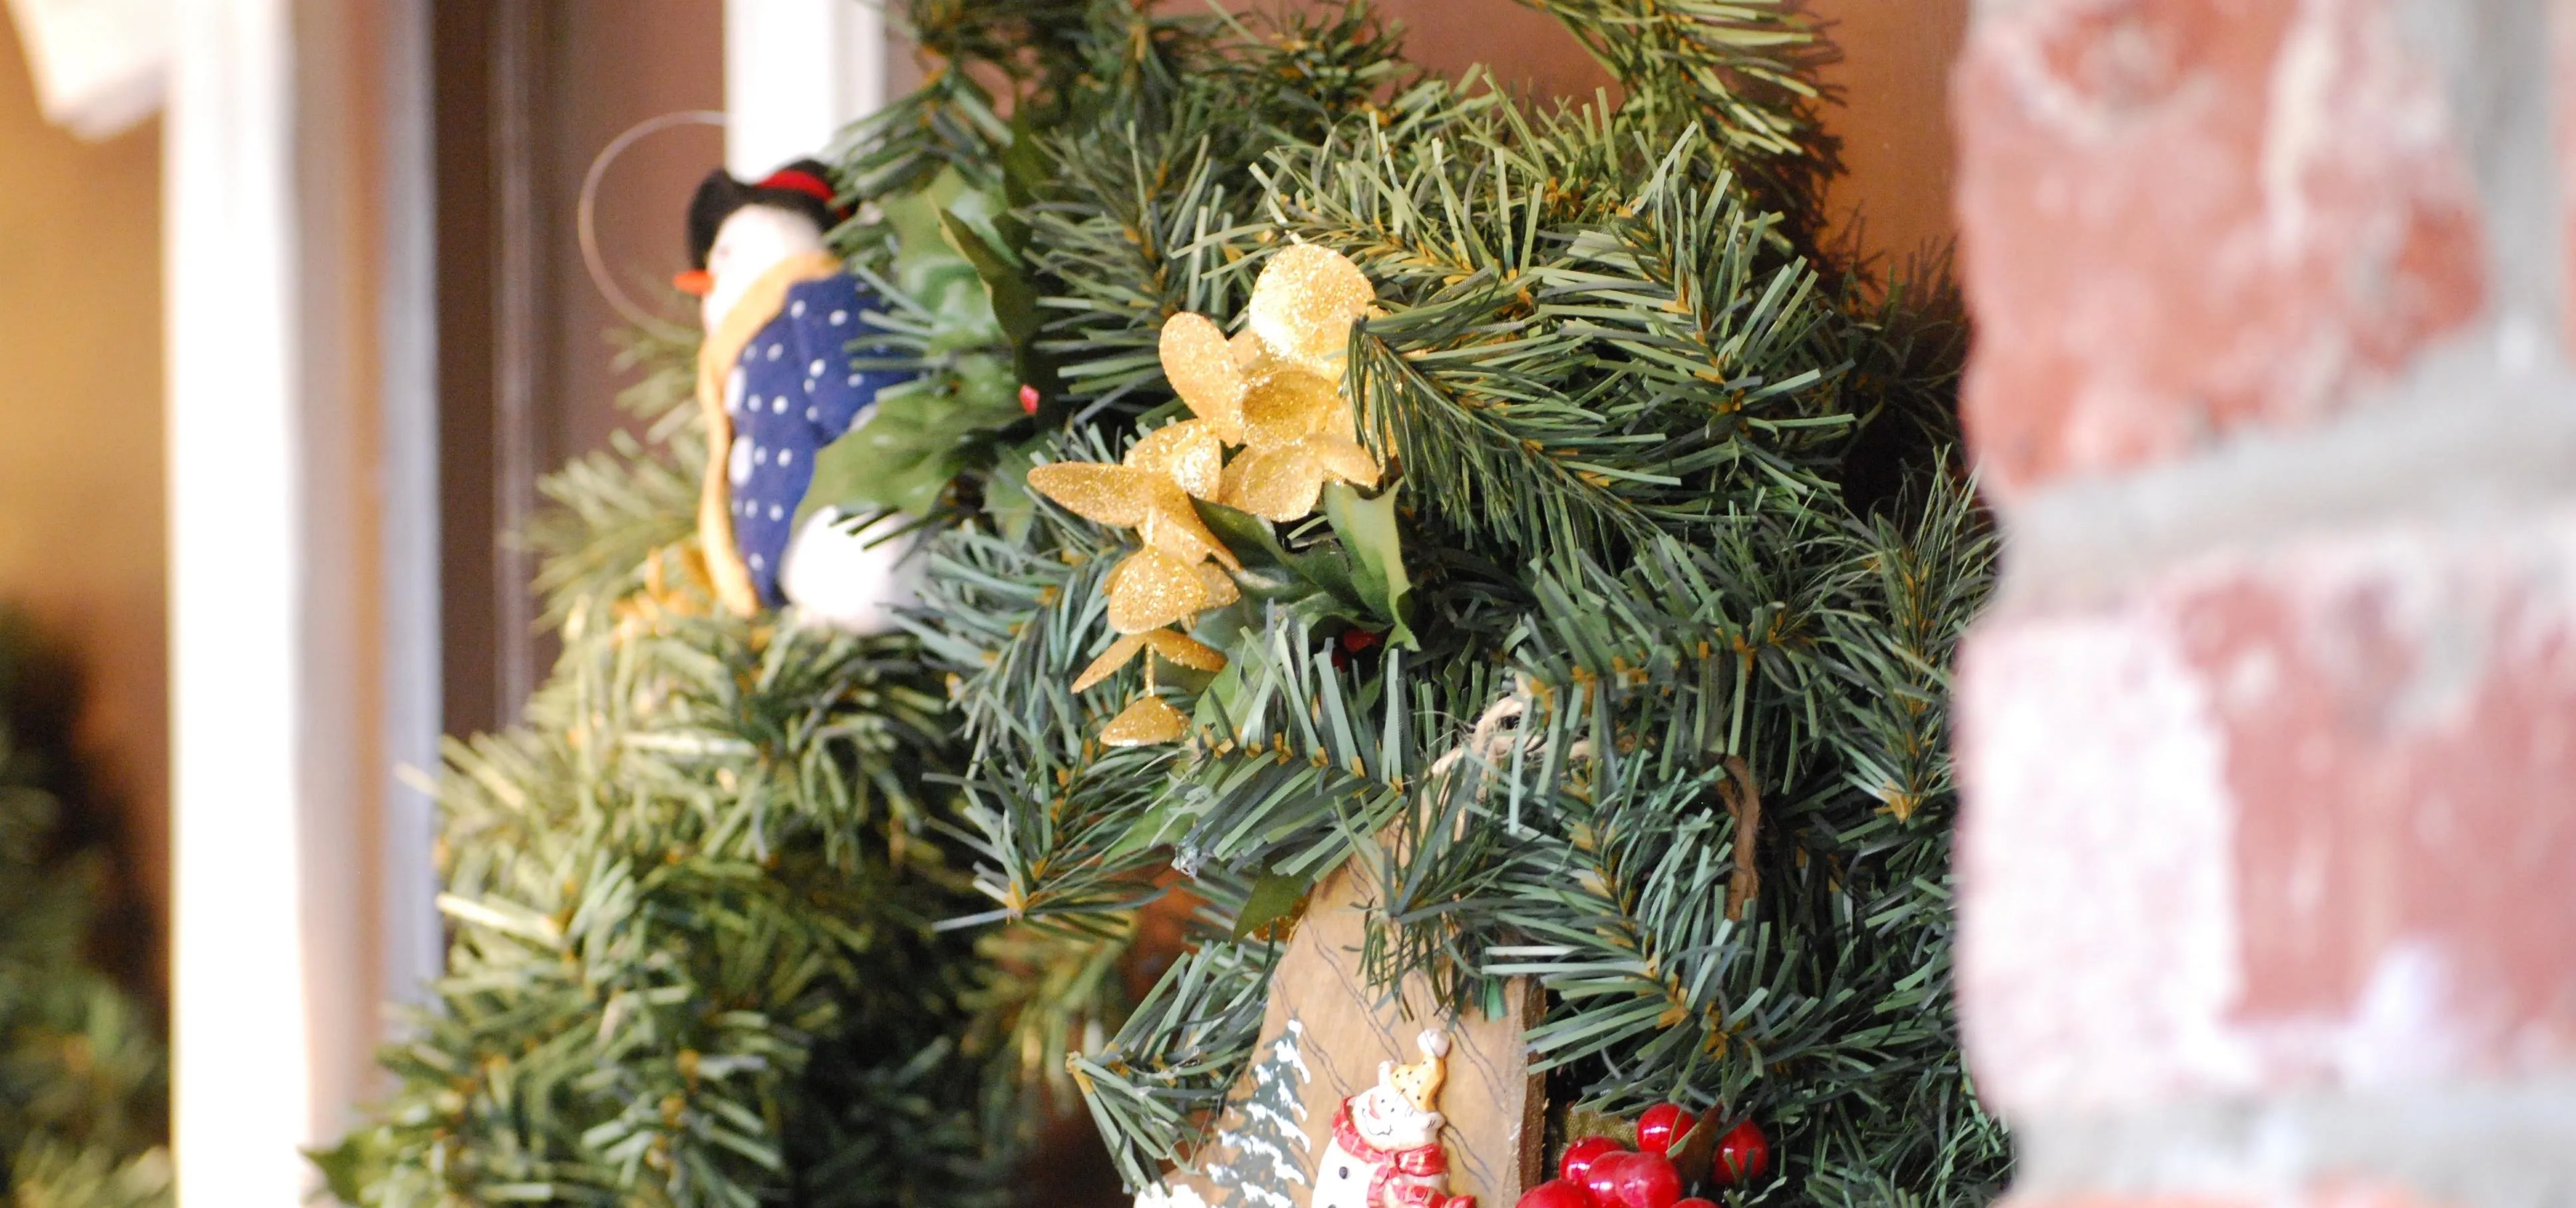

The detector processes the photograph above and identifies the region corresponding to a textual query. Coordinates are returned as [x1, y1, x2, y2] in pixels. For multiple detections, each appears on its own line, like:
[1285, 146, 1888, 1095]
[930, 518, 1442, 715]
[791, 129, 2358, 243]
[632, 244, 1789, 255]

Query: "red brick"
[1955, 511, 2576, 1114]
[1954, 0, 2486, 502]
[2004, 1187, 2450, 1208]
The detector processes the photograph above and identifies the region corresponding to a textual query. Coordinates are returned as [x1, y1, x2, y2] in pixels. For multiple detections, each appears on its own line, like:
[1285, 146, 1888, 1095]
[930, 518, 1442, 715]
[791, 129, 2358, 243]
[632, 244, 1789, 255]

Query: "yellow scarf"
[695, 250, 844, 617]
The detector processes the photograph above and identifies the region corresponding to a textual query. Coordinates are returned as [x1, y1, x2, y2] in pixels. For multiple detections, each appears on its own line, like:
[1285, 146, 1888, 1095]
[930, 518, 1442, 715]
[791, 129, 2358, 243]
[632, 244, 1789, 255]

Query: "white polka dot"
[808, 359, 826, 377]
[778, 449, 793, 467]
[755, 445, 770, 466]
[768, 504, 784, 521]
[766, 343, 782, 360]
[728, 437, 754, 486]
[790, 300, 805, 317]
[828, 309, 846, 325]
[724, 367, 746, 415]
[806, 407, 819, 421]
[750, 554, 764, 569]
[772, 395, 788, 414]
[846, 374, 860, 387]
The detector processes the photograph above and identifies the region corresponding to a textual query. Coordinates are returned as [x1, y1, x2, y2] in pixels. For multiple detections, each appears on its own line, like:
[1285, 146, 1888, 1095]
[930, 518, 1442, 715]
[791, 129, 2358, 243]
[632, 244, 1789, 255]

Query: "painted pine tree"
[1200, 1021, 1312, 1208]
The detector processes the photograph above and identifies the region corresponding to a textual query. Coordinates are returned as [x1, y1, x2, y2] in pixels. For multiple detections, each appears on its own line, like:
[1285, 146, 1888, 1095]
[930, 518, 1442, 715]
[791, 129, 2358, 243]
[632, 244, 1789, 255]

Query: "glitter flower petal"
[1139, 628, 1227, 672]
[1068, 629, 1227, 694]
[1249, 244, 1376, 371]
[1138, 485, 1241, 570]
[1106, 548, 1210, 634]
[1240, 365, 1344, 451]
[1195, 560, 1241, 608]
[1025, 463, 1156, 527]
[1126, 419, 1225, 501]
[1221, 445, 1327, 522]
[1072, 634, 1150, 692]
[1304, 437, 1382, 490]
[1159, 312, 1246, 443]
[1229, 327, 1265, 370]
[1100, 694, 1190, 746]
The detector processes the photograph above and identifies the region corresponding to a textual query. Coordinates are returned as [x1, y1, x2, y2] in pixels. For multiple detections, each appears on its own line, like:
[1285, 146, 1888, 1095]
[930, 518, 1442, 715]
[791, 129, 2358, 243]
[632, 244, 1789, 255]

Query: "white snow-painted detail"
[1132, 1182, 1209, 1208]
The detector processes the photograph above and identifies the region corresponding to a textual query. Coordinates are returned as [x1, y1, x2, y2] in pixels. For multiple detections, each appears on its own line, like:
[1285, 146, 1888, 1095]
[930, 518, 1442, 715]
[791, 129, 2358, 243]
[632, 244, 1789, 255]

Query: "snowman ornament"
[679, 158, 921, 631]
[1309, 1030, 1478, 1208]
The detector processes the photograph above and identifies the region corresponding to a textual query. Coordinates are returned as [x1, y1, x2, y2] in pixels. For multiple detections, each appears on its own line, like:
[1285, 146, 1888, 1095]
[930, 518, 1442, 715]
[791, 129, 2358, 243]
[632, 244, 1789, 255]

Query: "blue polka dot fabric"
[723, 273, 912, 607]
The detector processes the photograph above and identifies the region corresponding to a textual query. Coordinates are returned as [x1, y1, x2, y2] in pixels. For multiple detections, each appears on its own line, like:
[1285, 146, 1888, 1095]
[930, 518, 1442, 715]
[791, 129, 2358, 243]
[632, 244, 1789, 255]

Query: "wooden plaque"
[1150, 860, 1543, 1207]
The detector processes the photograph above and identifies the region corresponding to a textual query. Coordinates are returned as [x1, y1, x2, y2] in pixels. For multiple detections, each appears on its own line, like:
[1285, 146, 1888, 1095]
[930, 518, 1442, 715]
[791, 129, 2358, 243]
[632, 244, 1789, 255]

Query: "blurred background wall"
[0, 11, 167, 996]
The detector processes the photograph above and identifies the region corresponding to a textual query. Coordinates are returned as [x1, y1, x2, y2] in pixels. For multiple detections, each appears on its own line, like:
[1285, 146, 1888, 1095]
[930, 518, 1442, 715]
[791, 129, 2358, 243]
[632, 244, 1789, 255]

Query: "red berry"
[1514, 1179, 1597, 1208]
[1559, 1136, 1624, 1183]
[1018, 383, 1041, 414]
[1583, 1149, 1682, 1208]
[1635, 1104, 1695, 1156]
[1712, 1118, 1770, 1184]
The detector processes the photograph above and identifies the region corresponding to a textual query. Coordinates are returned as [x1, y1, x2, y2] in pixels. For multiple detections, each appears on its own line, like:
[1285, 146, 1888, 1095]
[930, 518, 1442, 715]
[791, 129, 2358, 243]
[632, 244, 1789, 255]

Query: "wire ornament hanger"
[577, 109, 728, 343]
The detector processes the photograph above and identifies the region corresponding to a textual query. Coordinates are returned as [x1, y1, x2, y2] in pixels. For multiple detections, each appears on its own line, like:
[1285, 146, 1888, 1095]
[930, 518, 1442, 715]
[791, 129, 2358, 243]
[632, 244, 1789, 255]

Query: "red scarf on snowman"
[1330, 1103, 1474, 1208]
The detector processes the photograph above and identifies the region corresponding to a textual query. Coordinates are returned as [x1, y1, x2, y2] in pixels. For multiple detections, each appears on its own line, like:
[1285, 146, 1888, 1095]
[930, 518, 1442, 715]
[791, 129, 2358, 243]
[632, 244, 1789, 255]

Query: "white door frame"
[164, 0, 438, 1198]
[724, 0, 887, 178]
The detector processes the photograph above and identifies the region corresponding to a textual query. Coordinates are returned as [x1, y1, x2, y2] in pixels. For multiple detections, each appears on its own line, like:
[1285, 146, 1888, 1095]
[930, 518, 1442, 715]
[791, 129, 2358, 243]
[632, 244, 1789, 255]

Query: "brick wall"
[1949, 2, 2576, 1207]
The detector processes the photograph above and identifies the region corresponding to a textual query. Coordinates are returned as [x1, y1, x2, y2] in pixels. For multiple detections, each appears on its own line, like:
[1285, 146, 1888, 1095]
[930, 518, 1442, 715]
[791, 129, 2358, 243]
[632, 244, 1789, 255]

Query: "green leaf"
[1320, 481, 1416, 648]
[798, 362, 1025, 522]
[941, 208, 1056, 397]
[884, 174, 1005, 349]
[1191, 497, 1403, 634]
[983, 437, 1045, 543]
[305, 1135, 376, 1205]
[1231, 868, 1315, 940]
[1194, 499, 1297, 570]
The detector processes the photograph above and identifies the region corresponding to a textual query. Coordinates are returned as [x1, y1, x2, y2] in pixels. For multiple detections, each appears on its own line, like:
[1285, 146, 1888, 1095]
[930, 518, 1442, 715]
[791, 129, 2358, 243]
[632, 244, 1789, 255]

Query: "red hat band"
[756, 168, 844, 216]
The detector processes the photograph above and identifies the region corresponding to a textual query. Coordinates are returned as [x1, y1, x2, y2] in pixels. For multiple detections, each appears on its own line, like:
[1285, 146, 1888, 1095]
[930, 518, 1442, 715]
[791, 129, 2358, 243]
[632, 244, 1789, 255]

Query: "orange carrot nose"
[672, 270, 714, 296]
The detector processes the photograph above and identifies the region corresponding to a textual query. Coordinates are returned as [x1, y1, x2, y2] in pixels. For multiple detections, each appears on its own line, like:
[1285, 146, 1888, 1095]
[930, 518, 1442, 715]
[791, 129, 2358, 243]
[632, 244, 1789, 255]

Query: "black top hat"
[685, 158, 849, 270]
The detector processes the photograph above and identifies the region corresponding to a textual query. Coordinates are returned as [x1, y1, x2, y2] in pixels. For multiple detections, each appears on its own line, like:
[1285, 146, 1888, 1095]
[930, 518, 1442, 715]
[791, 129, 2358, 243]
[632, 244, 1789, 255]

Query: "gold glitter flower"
[1025, 242, 1384, 745]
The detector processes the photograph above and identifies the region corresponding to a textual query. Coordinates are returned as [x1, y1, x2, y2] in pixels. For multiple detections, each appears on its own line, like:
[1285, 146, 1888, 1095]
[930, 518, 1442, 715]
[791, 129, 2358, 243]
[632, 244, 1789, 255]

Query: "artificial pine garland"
[319, 357, 1011, 1208]
[860, 1, 2008, 1202]
[331, 2, 2007, 1205]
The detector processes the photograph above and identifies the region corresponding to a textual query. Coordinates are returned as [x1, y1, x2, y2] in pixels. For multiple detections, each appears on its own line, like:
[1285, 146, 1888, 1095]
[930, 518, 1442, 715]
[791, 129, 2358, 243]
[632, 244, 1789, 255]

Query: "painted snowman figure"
[680, 158, 921, 630]
[1309, 1030, 1478, 1208]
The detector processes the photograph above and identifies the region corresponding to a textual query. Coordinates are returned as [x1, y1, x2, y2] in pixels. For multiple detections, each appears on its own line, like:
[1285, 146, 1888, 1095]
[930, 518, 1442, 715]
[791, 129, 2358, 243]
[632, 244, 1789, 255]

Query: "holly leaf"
[1190, 497, 1408, 633]
[941, 207, 1057, 398]
[882, 172, 1005, 351]
[1321, 481, 1415, 648]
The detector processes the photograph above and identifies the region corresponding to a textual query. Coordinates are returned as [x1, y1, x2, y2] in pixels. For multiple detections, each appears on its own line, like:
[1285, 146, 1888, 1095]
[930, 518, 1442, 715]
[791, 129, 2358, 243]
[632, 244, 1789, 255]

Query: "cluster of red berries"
[1514, 1106, 1769, 1208]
